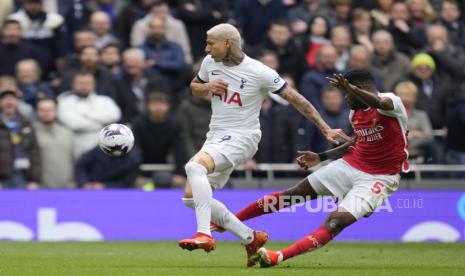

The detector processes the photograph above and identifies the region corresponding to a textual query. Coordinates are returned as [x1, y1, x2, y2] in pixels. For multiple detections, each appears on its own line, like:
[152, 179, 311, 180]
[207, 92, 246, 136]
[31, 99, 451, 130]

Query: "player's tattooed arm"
[327, 74, 394, 110]
[279, 86, 352, 144]
[190, 77, 228, 98]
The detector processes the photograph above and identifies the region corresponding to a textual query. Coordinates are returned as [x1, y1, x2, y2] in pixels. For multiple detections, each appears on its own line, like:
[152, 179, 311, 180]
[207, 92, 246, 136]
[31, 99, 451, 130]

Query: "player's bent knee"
[185, 161, 207, 176]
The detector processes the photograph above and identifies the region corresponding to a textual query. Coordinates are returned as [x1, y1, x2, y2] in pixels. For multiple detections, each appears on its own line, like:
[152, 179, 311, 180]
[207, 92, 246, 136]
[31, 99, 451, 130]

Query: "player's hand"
[326, 74, 358, 94]
[296, 151, 320, 170]
[324, 128, 352, 145]
[207, 79, 228, 96]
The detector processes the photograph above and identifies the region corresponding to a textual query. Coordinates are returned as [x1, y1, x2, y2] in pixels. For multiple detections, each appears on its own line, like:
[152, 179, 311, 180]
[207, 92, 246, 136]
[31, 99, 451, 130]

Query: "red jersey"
[343, 93, 409, 175]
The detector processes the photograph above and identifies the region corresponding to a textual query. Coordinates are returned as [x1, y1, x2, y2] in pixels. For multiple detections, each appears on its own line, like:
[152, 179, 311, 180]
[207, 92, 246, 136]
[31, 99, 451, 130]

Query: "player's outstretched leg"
[235, 178, 318, 221]
[254, 207, 356, 267]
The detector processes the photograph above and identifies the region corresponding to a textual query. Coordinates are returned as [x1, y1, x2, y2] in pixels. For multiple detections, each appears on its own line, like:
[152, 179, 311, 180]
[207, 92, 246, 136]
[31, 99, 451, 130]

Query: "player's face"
[205, 35, 227, 62]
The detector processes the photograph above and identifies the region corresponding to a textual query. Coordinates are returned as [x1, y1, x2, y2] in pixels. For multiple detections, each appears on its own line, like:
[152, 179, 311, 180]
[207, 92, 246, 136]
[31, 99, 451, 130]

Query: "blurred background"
[0, 0, 464, 242]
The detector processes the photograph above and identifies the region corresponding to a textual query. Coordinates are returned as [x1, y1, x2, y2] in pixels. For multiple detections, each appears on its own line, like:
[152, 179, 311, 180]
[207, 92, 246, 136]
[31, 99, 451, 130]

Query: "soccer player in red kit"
[233, 69, 410, 267]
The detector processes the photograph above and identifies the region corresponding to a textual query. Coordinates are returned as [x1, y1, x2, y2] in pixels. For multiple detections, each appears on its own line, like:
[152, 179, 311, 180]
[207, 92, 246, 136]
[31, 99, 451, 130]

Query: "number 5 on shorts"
[371, 182, 384, 195]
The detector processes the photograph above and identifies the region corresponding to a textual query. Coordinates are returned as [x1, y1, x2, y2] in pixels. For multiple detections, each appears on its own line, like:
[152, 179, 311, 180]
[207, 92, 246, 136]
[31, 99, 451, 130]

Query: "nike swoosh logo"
[194, 240, 209, 244]
[211, 71, 221, 75]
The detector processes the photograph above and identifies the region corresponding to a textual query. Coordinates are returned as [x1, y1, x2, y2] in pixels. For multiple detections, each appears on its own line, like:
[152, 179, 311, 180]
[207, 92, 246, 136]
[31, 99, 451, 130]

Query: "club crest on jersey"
[214, 90, 243, 107]
[240, 79, 247, 89]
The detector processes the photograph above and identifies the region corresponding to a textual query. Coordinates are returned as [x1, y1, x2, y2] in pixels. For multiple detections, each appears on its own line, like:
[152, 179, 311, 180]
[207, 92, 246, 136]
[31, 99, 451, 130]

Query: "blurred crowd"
[0, 0, 464, 189]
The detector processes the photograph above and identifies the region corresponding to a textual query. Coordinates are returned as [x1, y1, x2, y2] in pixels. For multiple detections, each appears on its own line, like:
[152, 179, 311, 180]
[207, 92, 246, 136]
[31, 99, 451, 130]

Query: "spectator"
[370, 0, 394, 28]
[60, 46, 116, 99]
[83, 0, 127, 23]
[260, 19, 307, 83]
[235, 0, 286, 47]
[34, 97, 74, 188]
[177, 93, 212, 158]
[439, 0, 465, 48]
[348, 45, 384, 91]
[407, 52, 456, 165]
[299, 45, 341, 110]
[296, 86, 349, 153]
[388, 1, 426, 56]
[115, 48, 169, 124]
[58, 72, 121, 158]
[330, 26, 351, 71]
[16, 59, 55, 108]
[114, 0, 156, 48]
[63, 30, 97, 72]
[89, 11, 121, 50]
[0, 76, 35, 121]
[305, 15, 331, 68]
[406, 0, 437, 28]
[328, 0, 353, 27]
[130, 1, 192, 64]
[445, 83, 465, 168]
[0, 0, 14, 27]
[254, 95, 297, 163]
[0, 90, 40, 189]
[176, 0, 228, 60]
[408, 52, 454, 130]
[394, 81, 433, 161]
[76, 145, 142, 189]
[371, 30, 411, 91]
[287, 0, 331, 35]
[140, 16, 185, 86]
[350, 8, 374, 52]
[132, 93, 187, 188]
[8, 0, 66, 80]
[100, 43, 122, 77]
[0, 19, 38, 77]
[425, 24, 465, 82]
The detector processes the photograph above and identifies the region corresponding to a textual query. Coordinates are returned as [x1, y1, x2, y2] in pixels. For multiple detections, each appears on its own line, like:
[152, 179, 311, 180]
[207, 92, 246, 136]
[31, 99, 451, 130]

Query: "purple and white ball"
[98, 124, 134, 157]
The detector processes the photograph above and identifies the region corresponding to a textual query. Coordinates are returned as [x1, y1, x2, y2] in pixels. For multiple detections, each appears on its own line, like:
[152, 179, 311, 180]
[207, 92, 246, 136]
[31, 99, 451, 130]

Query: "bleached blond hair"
[207, 23, 242, 48]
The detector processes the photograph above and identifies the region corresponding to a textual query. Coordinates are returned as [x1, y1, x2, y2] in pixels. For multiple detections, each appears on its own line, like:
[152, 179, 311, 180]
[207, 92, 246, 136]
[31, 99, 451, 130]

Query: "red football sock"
[235, 191, 284, 221]
[281, 226, 334, 261]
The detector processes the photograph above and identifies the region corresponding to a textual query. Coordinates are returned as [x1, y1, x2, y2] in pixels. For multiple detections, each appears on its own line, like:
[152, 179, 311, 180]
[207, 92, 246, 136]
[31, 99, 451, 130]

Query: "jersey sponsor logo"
[354, 124, 384, 142]
[273, 76, 280, 83]
[214, 90, 243, 107]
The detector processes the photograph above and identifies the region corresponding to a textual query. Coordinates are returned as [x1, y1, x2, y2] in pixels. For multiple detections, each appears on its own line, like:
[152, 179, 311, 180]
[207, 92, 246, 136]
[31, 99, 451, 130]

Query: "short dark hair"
[343, 69, 375, 87]
[148, 92, 169, 103]
[36, 96, 57, 106]
[72, 71, 95, 81]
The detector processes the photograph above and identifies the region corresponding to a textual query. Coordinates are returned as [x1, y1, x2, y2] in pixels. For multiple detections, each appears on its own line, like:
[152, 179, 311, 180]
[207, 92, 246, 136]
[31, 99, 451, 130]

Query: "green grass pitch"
[0, 242, 464, 275]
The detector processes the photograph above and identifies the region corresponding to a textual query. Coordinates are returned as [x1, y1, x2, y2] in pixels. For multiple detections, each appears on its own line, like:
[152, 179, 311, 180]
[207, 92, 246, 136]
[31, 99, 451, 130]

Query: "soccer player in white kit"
[178, 23, 351, 265]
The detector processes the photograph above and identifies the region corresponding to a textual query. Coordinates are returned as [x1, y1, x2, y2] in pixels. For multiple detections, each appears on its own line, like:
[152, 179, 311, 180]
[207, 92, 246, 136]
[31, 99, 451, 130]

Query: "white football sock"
[211, 198, 254, 244]
[185, 162, 212, 236]
[182, 197, 254, 244]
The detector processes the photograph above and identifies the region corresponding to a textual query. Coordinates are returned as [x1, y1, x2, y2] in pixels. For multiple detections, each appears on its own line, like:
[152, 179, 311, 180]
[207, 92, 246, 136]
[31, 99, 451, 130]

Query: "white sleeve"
[197, 55, 211, 83]
[377, 92, 407, 118]
[260, 64, 287, 94]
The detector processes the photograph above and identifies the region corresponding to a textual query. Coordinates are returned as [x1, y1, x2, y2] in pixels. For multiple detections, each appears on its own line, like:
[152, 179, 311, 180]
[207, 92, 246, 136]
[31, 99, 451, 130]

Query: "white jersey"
[197, 55, 287, 132]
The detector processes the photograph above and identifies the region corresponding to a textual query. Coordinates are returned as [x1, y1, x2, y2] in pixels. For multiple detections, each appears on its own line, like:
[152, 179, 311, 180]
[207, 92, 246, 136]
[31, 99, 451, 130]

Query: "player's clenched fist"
[207, 79, 228, 96]
[296, 151, 320, 170]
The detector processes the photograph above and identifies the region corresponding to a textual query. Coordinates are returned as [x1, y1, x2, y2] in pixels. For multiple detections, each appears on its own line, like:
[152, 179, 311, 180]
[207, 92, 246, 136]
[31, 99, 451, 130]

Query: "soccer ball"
[98, 124, 134, 157]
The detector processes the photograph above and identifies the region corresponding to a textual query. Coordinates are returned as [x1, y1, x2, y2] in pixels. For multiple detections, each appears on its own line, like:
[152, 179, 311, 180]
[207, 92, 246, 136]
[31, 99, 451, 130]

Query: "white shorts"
[200, 130, 261, 189]
[307, 159, 400, 220]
